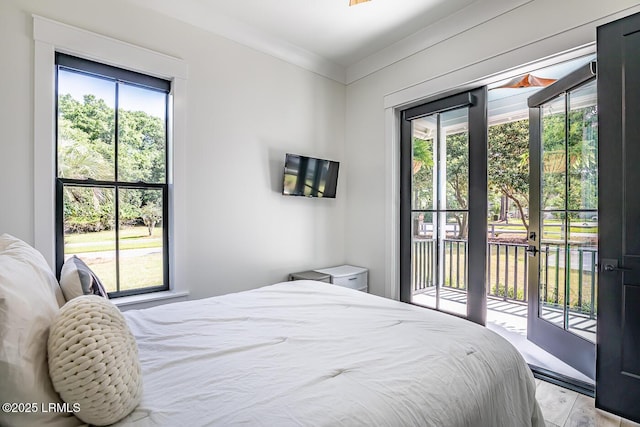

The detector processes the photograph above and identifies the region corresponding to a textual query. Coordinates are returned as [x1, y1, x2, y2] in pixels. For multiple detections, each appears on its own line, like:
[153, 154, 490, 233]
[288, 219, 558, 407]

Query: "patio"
[412, 287, 596, 384]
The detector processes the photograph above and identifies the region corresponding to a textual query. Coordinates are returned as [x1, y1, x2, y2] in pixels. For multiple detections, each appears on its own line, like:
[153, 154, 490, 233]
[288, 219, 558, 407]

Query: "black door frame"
[526, 61, 597, 380]
[399, 87, 488, 325]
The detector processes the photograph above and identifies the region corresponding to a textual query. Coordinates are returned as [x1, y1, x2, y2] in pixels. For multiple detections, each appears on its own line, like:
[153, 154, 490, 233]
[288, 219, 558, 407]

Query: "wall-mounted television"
[282, 153, 339, 198]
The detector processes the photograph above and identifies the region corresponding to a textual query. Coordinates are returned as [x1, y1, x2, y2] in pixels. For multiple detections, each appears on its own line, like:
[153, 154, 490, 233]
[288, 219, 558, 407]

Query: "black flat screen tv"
[282, 153, 339, 198]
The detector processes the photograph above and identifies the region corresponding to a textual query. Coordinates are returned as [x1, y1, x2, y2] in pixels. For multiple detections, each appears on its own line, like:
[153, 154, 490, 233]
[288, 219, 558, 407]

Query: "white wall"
[344, 0, 640, 297]
[0, 0, 346, 299]
[4, 0, 639, 301]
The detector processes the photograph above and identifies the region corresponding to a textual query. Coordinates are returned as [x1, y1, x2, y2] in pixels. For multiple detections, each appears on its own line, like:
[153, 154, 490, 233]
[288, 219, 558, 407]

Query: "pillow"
[0, 233, 65, 308]
[48, 295, 143, 426]
[0, 233, 81, 427]
[59, 255, 109, 301]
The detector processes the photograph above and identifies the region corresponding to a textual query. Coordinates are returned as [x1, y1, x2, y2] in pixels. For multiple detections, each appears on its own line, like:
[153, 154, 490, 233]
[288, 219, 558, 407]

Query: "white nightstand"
[313, 265, 368, 292]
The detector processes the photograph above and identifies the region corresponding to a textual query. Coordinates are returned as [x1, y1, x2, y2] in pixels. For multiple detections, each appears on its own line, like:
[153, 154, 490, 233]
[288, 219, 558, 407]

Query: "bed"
[115, 280, 544, 427]
[0, 233, 543, 427]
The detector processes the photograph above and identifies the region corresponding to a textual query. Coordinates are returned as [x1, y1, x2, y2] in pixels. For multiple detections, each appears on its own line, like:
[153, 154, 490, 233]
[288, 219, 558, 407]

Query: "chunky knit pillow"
[48, 295, 142, 426]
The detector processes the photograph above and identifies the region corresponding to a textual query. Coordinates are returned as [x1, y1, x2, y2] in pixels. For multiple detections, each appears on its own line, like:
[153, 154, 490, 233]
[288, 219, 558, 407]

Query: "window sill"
[113, 290, 189, 311]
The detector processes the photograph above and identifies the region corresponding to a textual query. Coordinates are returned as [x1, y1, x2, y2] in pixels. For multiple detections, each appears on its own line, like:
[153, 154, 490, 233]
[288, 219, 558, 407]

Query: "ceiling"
[412, 54, 597, 137]
[126, 0, 532, 84]
[185, 0, 477, 67]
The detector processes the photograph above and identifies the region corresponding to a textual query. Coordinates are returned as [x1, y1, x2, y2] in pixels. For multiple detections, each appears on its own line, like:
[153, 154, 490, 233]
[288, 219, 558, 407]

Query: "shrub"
[490, 283, 525, 301]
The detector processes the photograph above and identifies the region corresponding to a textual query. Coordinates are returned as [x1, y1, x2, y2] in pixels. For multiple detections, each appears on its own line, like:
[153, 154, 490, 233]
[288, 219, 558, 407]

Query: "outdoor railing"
[412, 238, 598, 318]
[487, 241, 529, 302]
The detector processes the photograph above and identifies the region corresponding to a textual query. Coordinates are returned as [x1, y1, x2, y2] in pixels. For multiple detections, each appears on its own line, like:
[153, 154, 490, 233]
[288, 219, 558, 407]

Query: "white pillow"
[0, 233, 65, 308]
[48, 295, 143, 426]
[0, 233, 82, 427]
[59, 255, 109, 301]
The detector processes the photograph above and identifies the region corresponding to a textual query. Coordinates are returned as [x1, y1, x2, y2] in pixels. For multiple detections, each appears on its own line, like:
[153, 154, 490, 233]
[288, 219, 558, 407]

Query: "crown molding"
[346, 0, 533, 84]
[125, 0, 534, 86]
[127, 0, 347, 84]
[127, 0, 532, 85]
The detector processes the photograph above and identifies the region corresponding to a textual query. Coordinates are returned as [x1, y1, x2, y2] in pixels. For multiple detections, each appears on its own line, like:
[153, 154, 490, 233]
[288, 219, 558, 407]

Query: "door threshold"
[530, 364, 595, 397]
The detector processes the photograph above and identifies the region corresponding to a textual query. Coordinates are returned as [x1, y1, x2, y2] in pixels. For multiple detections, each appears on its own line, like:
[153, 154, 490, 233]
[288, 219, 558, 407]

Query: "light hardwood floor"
[536, 379, 640, 427]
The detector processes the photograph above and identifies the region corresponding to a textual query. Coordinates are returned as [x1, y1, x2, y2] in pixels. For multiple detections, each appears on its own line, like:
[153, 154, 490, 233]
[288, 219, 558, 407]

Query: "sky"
[58, 68, 166, 119]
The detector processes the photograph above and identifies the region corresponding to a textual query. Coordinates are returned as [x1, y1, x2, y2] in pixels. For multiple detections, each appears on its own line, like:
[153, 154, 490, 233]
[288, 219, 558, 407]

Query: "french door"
[527, 62, 598, 379]
[400, 87, 487, 325]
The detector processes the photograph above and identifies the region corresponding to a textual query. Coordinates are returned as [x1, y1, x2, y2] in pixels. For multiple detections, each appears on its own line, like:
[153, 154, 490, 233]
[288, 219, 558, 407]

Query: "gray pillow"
[59, 255, 109, 301]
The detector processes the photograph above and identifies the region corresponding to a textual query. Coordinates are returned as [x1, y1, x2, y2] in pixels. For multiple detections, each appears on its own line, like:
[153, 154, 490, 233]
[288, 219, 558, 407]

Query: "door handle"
[525, 245, 538, 256]
[602, 264, 632, 272]
[601, 258, 632, 272]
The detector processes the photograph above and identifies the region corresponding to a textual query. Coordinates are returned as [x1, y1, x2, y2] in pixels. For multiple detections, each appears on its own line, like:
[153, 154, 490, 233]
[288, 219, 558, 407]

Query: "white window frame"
[33, 15, 188, 298]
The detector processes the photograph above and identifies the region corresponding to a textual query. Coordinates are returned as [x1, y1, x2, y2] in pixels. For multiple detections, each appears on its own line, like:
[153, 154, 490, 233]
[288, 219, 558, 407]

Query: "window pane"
[541, 95, 566, 210]
[412, 115, 436, 210]
[62, 185, 117, 292]
[539, 215, 565, 329]
[567, 80, 598, 210]
[411, 211, 436, 308]
[566, 213, 598, 343]
[442, 108, 469, 210]
[118, 188, 164, 292]
[440, 211, 468, 317]
[57, 69, 115, 181]
[117, 83, 167, 183]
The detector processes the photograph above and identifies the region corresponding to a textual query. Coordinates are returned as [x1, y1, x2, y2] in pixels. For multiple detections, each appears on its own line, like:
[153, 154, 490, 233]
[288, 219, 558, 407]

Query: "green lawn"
[83, 252, 163, 293]
[486, 245, 597, 312]
[64, 226, 162, 254]
[64, 226, 163, 292]
[489, 222, 598, 234]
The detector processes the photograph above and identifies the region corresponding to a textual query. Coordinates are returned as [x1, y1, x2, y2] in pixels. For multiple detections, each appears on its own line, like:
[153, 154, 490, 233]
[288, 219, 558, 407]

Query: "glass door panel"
[539, 94, 568, 328]
[539, 215, 565, 328]
[411, 211, 437, 308]
[409, 107, 470, 317]
[527, 62, 597, 379]
[566, 79, 598, 342]
[442, 211, 468, 316]
[567, 214, 598, 341]
[538, 80, 598, 343]
[401, 88, 486, 325]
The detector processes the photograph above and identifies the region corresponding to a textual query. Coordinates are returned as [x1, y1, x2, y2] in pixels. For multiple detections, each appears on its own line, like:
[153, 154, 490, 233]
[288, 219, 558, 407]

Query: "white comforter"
[117, 281, 544, 427]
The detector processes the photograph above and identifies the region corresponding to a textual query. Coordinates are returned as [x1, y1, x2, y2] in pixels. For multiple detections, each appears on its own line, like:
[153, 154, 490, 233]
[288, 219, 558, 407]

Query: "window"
[55, 53, 170, 297]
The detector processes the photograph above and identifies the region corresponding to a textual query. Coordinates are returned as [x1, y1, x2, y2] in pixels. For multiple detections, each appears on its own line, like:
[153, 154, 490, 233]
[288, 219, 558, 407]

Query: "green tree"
[140, 203, 162, 236]
[58, 93, 165, 233]
[540, 104, 598, 216]
[445, 132, 469, 238]
[567, 105, 598, 213]
[486, 103, 597, 232]
[118, 109, 166, 183]
[412, 137, 434, 210]
[58, 94, 115, 231]
[411, 131, 469, 239]
[488, 119, 530, 229]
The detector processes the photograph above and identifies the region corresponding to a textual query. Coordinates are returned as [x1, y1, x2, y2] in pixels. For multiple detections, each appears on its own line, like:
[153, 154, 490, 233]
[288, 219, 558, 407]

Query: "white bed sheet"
[116, 281, 544, 427]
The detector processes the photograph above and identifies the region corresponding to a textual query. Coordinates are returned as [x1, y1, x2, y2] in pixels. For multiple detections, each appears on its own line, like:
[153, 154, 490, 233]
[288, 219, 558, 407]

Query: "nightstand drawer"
[333, 271, 367, 292]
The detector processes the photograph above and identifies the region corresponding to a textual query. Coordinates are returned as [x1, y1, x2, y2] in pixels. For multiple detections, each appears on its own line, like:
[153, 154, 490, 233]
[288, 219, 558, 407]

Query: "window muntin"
[55, 53, 170, 297]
